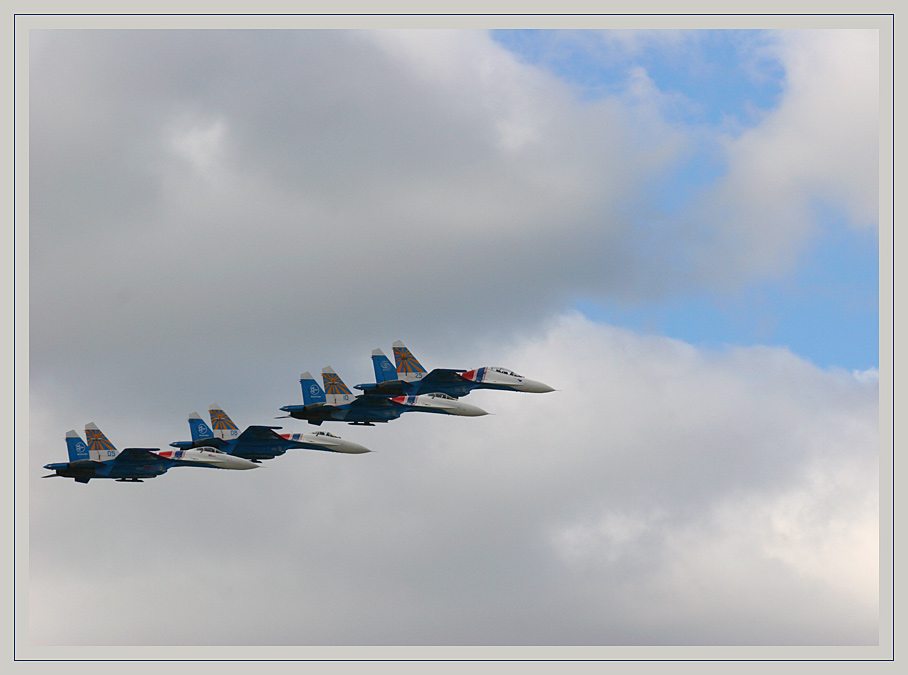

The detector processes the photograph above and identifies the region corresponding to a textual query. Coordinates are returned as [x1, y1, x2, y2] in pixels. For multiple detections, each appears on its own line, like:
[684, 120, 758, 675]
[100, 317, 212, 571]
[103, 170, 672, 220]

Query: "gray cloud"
[29, 314, 878, 646]
[27, 28, 879, 649]
[28, 30, 679, 405]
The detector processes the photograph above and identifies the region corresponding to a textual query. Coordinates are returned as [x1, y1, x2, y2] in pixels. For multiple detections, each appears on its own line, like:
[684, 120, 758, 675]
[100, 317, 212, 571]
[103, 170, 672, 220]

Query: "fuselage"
[357, 367, 554, 398]
[155, 447, 260, 469]
[458, 367, 555, 393]
[279, 400, 402, 425]
[390, 393, 488, 416]
[43, 457, 169, 482]
[278, 430, 371, 453]
[44, 446, 259, 483]
[280, 392, 487, 425]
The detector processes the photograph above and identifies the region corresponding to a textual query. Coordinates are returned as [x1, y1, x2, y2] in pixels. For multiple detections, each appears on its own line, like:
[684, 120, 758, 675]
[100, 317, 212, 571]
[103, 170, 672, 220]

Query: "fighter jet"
[43, 423, 259, 483]
[355, 341, 555, 398]
[279, 367, 488, 426]
[170, 405, 371, 459]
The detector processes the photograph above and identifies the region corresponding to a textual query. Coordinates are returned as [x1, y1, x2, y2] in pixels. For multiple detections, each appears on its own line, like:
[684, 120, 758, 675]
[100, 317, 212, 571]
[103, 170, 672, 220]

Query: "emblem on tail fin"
[322, 367, 353, 405]
[393, 340, 426, 381]
[300, 372, 327, 405]
[372, 349, 397, 383]
[65, 430, 91, 462]
[188, 412, 216, 443]
[85, 423, 118, 460]
[209, 404, 240, 441]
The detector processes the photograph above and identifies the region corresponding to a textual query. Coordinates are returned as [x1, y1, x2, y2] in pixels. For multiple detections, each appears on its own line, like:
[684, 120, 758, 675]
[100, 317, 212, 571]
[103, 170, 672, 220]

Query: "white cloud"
[30, 312, 879, 646]
[167, 115, 229, 178]
[26, 28, 880, 649]
[692, 29, 879, 283]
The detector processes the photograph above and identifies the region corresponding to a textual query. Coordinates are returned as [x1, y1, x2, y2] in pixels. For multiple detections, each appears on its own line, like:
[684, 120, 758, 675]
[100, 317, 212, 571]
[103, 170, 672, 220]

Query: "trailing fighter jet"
[170, 404, 371, 459]
[355, 341, 555, 398]
[43, 423, 259, 483]
[279, 367, 488, 426]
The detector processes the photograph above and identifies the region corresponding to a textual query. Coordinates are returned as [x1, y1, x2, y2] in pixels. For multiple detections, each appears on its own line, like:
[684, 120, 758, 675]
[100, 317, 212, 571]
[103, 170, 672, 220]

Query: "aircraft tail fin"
[393, 340, 427, 382]
[85, 423, 118, 461]
[65, 430, 91, 462]
[300, 371, 327, 406]
[372, 348, 397, 383]
[209, 404, 240, 441]
[322, 367, 355, 406]
[188, 412, 216, 443]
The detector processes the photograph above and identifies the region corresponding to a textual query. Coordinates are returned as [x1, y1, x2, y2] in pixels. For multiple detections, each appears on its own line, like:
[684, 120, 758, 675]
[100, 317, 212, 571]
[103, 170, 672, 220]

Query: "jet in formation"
[46, 341, 553, 482]
[355, 341, 555, 398]
[170, 404, 371, 458]
[279, 367, 489, 425]
[43, 423, 259, 483]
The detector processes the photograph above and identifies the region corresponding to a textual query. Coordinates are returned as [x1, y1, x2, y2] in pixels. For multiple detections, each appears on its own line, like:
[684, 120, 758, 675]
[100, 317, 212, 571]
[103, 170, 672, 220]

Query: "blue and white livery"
[279, 368, 488, 426]
[43, 424, 259, 483]
[356, 341, 555, 397]
[171, 405, 371, 459]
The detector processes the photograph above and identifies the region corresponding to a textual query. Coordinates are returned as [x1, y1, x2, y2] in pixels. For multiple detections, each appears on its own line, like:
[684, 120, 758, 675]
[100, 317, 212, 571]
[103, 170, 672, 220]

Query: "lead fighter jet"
[279, 367, 488, 426]
[170, 404, 371, 459]
[355, 341, 555, 398]
[43, 423, 259, 483]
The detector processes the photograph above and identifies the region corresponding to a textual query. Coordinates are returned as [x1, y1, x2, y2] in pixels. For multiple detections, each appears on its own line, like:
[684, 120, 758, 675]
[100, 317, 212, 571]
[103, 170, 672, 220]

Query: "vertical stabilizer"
[65, 430, 91, 462]
[300, 372, 327, 406]
[393, 340, 427, 382]
[322, 367, 354, 406]
[188, 412, 216, 443]
[85, 423, 118, 461]
[372, 348, 397, 383]
[209, 404, 240, 441]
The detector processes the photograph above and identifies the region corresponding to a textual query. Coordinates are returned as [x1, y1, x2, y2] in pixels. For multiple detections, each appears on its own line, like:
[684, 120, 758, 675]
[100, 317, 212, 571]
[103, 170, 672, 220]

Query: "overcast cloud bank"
[29, 313, 879, 646]
[27, 28, 880, 648]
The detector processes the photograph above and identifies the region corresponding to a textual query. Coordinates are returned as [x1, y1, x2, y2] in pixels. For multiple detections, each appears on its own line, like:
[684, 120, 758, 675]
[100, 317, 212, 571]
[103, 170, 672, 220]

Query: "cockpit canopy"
[489, 367, 522, 378]
[313, 431, 340, 439]
[426, 393, 456, 400]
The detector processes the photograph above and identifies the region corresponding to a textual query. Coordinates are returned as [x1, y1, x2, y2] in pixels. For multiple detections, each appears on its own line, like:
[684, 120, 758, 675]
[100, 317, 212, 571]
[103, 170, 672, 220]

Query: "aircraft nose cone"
[457, 402, 489, 417]
[341, 441, 371, 454]
[518, 379, 555, 393]
[227, 456, 261, 469]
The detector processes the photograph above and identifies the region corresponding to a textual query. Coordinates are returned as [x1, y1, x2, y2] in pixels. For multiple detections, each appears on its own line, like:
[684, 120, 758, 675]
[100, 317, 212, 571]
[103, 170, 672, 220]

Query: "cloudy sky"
[23, 22, 884, 657]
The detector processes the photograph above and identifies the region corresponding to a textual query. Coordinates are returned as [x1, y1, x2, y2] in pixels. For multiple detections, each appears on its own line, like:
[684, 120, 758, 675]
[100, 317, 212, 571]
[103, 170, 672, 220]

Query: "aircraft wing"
[115, 448, 169, 462]
[235, 425, 285, 444]
[171, 437, 229, 450]
[347, 395, 400, 409]
[112, 448, 176, 471]
[355, 380, 406, 395]
[356, 369, 467, 396]
[420, 368, 467, 385]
